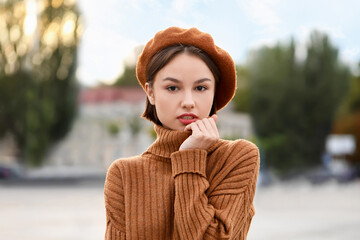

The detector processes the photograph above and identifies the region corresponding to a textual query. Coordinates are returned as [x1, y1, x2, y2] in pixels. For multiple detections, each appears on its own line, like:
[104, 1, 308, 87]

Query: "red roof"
[79, 86, 146, 104]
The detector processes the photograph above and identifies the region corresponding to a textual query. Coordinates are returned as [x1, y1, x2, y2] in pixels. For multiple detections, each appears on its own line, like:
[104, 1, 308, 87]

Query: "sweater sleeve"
[170, 141, 260, 240]
[104, 161, 126, 240]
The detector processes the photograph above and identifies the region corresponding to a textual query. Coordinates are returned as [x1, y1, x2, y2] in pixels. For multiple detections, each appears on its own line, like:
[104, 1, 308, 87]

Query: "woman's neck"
[145, 125, 191, 158]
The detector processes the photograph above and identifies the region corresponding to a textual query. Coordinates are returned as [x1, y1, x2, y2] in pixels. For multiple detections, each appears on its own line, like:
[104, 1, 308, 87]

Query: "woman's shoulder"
[212, 138, 260, 166]
[217, 138, 259, 154]
[106, 155, 144, 174]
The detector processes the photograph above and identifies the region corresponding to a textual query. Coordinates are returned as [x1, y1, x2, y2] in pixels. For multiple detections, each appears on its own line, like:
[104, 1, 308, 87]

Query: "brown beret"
[136, 26, 236, 110]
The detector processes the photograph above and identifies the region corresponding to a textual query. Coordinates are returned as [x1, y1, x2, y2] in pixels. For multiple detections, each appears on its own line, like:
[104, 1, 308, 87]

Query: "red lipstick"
[177, 113, 198, 125]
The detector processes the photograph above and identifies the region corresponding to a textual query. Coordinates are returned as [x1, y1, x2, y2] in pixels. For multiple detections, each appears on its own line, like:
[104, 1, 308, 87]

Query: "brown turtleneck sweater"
[104, 125, 260, 240]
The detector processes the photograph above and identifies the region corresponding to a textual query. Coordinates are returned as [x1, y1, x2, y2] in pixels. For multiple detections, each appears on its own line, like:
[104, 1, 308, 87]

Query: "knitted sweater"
[104, 125, 260, 240]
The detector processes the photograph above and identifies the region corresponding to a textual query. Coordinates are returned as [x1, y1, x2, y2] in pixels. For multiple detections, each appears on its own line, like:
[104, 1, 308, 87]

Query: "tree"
[332, 63, 360, 165]
[0, 0, 82, 166]
[244, 31, 350, 175]
[113, 64, 138, 86]
[232, 65, 251, 113]
[113, 46, 143, 87]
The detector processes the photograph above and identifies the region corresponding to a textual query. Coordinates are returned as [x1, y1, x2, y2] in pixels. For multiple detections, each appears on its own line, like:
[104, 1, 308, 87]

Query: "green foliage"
[232, 88, 250, 113]
[113, 46, 143, 87]
[333, 65, 360, 165]
[0, 0, 81, 166]
[107, 121, 122, 137]
[336, 67, 360, 116]
[128, 115, 142, 136]
[232, 65, 251, 112]
[243, 31, 350, 175]
[113, 65, 139, 86]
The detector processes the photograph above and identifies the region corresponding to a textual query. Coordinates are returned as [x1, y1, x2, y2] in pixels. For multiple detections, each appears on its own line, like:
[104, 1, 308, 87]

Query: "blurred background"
[0, 0, 359, 239]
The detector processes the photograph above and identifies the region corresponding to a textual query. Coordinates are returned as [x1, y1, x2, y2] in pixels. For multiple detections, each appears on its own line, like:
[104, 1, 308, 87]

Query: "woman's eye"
[195, 86, 207, 91]
[167, 86, 178, 91]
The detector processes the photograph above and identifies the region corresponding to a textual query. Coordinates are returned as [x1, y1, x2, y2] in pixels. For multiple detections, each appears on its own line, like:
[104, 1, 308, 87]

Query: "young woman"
[104, 27, 260, 240]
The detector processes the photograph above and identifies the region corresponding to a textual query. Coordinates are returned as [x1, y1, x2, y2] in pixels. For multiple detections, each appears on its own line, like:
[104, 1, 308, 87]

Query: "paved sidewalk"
[0, 179, 359, 239]
[248, 180, 360, 240]
[0, 184, 106, 240]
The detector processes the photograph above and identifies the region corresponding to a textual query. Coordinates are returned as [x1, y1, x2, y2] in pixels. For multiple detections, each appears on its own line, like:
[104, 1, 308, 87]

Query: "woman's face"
[145, 53, 215, 130]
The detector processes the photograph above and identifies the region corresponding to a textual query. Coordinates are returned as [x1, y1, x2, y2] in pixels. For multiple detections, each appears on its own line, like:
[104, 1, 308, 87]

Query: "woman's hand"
[179, 114, 219, 151]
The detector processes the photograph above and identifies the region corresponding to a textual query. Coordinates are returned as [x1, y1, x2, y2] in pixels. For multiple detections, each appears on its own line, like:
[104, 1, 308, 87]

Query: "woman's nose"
[181, 91, 195, 109]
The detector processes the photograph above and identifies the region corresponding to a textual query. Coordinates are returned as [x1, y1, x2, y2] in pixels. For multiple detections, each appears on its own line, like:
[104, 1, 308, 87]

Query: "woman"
[104, 27, 260, 240]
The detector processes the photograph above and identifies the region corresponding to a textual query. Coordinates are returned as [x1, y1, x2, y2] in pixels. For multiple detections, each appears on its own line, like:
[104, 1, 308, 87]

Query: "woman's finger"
[202, 117, 215, 135]
[184, 123, 192, 131]
[211, 114, 218, 123]
[184, 122, 201, 133]
[190, 122, 201, 135]
[195, 119, 207, 134]
[208, 117, 219, 137]
[208, 117, 218, 132]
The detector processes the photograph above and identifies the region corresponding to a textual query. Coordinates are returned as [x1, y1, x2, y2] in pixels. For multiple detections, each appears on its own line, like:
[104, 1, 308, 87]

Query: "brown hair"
[141, 44, 220, 126]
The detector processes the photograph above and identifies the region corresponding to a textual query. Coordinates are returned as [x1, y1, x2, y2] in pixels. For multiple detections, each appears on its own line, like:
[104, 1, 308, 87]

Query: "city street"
[1, 179, 359, 240]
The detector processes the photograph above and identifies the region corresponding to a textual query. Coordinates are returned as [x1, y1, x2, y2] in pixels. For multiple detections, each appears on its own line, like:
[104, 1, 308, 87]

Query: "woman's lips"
[177, 113, 198, 125]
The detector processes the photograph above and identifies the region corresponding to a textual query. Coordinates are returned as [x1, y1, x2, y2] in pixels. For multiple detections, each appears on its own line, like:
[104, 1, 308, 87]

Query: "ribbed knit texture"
[104, 125, 260, 240]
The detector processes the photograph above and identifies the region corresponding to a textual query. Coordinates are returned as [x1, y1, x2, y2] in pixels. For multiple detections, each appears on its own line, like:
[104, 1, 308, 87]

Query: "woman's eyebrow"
[195, 78, 212, 84]
[162, 77, 212, 83]
[162, 77, 180, 83]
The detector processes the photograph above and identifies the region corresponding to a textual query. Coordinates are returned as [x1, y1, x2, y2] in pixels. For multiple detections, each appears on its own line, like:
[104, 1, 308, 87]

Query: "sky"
[76, 0, 360, 86]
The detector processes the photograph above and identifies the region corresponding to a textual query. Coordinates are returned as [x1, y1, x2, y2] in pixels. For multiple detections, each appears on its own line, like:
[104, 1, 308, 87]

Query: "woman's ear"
[145, 82, 155, 105]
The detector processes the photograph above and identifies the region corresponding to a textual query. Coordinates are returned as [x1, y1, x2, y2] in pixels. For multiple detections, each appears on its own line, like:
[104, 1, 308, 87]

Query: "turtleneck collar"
[145, 124, 192, 159]
[144, 124, 224, 160]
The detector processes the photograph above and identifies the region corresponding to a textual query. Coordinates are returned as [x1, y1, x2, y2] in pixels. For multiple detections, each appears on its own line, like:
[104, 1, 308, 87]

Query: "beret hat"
[136, 26, 236, 110]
